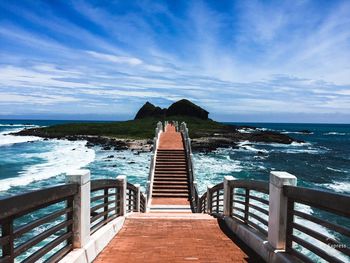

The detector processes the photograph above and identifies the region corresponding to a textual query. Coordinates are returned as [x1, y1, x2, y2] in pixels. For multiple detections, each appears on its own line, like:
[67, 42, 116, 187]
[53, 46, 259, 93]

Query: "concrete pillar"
[66, 169, 90, 248]
[268, 171, 297, 250]
[206, 184, 213, 214]
[117, 175, 127, 216]
[135, 184, 141, 212]
[224, 176, 234, 216]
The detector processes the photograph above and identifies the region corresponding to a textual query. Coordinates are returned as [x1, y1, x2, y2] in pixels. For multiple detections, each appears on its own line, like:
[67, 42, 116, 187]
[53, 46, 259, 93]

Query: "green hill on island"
[16, 99, 229, 139]
[15, 99, 300, 151]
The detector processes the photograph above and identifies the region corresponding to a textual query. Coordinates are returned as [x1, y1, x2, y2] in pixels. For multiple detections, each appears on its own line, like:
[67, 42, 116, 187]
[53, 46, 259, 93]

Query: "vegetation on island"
[15, 99, 301, 151]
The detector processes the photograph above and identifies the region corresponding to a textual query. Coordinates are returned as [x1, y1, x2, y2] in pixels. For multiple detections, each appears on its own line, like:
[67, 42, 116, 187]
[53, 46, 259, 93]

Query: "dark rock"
[134, 102, 166, 119]
[246, 131, 297, 144]
[134, 99, 208, 120]
[106, 155, 114, 158]
[166, 99, 208, 120]
[102, 146, 112, 150]
[72, 148, 76, 151]
[128, 161, 136, 164]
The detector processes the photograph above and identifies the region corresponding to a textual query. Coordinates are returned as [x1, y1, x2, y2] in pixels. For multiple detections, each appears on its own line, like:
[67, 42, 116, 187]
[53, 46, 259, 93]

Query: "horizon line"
[0, 118, 349, 125]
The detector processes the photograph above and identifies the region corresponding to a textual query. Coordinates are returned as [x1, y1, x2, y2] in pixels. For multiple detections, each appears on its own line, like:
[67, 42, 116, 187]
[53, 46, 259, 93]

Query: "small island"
[14, 99, 302, 152]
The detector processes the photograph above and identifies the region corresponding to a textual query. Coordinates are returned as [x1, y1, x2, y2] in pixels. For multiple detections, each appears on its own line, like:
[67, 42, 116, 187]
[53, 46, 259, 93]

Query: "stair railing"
[198, 172, 350, 263]
[0, 171, 144, 263]
[180, 122, 200, 212]
[146, 121, 163, 209]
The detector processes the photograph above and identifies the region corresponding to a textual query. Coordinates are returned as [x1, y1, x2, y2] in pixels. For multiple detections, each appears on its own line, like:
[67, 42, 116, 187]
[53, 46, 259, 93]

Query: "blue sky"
[0, 0, 349, 122]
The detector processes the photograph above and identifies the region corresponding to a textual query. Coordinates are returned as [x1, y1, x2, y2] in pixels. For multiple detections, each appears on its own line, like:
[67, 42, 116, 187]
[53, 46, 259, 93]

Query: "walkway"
[94, 213, 260, 263]
[151, 124, 189, 207]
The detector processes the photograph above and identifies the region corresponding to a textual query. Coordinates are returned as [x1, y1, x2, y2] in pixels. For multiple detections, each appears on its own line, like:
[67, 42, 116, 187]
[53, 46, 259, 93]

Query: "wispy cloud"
[86, 51, 143, 66]
[0, 0, 349, 122]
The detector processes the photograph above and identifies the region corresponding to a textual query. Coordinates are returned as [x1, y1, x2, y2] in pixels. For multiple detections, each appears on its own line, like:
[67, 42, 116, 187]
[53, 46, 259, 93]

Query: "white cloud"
[86, 51, 143, 66]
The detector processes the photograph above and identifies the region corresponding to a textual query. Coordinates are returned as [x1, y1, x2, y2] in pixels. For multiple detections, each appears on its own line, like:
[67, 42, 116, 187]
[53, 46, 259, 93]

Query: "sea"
[0, 119, 349, 261]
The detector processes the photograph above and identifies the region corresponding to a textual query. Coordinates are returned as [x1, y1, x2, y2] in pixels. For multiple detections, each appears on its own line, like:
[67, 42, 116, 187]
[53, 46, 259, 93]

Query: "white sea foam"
[237, 128, 255, 134]
[326, 167, 348, 173]
[0, 140, 95, 191]
[281, 131, 314, 135]
[0, 129, 42, 146]
[324, 132, 346, 136]
[321, 181, 350, 194]
[0, 124, 39, 127]
[236, 141, 269, 153]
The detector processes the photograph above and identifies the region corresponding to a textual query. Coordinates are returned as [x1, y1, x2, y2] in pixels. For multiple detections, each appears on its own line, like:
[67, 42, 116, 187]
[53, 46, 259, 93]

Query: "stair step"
[156, 165, 187, 172]
[153, 180, 188, 186]
[157, 156, 185, 158]
[155, 173, 187, 176]
[153, 185, 188, 189]
[152, 193, 188, 198]
[156, 165, 187, 168]
[154, 173, 187, 176]
[157, 152, 185, 154]
[154, 177, 188, 181]
[153, 189, 189, 193]
[154, 175, 187, 179]
[156, 159, 186, 163]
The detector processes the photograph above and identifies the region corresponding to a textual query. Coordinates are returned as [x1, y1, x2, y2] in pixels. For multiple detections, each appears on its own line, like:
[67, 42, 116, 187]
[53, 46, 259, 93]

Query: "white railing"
[199, 172, 350, 263]
[180, 122, 199, 211]
[146, 121, 163, 209]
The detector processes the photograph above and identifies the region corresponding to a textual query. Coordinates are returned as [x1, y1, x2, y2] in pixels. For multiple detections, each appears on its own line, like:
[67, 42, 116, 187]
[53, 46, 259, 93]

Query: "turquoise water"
[0, 120, 349, 262]
[1, 120, 348, 198]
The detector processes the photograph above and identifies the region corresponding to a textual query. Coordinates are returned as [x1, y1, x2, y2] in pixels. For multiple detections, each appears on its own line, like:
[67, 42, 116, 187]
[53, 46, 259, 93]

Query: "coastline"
[12, 121, 303, 152]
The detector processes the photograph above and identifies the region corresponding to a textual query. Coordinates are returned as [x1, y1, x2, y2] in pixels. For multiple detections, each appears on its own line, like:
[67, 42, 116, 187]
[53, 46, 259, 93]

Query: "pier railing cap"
[270, 171, 297, 187]
[224, 176, 234, 181]
[207, 184, 214, 189]
[116, 175, 127, 181]
[66, 169, 90, 184]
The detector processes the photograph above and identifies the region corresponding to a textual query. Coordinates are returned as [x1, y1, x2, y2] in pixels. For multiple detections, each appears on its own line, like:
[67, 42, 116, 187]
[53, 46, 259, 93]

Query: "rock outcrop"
[166, 99, 208, 120]
[134, 99, 208, 120]
[134, 102, 166, 120]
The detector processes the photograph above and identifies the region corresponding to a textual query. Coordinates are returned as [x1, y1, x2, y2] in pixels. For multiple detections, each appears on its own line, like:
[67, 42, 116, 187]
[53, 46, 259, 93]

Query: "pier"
[0, 121, 349, 263]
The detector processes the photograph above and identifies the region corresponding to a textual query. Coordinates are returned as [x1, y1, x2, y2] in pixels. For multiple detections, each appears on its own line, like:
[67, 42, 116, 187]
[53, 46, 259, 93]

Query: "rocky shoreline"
[13, 125, 303, 153]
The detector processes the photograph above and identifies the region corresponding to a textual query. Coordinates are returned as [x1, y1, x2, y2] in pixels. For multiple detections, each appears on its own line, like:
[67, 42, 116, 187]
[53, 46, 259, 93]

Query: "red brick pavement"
[94, 214, 255, 263]
[158, 124, 184, 150]
[151, 198, 189, 205]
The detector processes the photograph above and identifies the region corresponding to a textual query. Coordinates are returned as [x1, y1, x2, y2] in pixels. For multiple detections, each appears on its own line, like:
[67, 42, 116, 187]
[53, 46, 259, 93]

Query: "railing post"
[224, 176, 234, 216]
[206, 184, 213, 214]
[66, 169, 90, 248]
[135, 184, 141, 212]
[2, 219, 14, 263]
[117, 175, 127, 216]
[268, 171, 297, 250]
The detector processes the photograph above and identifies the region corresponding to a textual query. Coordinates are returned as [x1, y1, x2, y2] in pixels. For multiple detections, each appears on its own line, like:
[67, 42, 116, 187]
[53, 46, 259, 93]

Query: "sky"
[0, 0, 350, 123]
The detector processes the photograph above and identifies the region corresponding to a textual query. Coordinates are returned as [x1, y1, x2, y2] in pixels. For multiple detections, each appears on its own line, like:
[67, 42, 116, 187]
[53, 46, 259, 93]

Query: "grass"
[32, 117, 233, 139]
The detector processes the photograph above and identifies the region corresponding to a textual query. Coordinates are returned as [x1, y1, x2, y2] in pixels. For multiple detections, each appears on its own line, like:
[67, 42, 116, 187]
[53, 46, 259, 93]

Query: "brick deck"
[94, 213, 260, 263]
[158, 124, 184, 150]
[151, 198, 189, 205]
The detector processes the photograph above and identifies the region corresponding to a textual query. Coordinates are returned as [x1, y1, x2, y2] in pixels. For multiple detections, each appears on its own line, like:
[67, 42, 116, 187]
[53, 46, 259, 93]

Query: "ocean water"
[0, 120, 349, 262]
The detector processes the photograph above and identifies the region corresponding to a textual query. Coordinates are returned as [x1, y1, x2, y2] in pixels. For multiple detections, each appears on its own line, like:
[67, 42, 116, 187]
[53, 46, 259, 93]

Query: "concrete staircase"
[152, 149, 189, 199]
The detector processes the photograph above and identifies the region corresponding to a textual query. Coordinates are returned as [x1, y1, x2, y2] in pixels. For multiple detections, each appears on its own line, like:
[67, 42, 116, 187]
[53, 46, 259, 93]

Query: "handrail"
[284, 185, 350, 262]
[208, 182, 224, 214]
[229, 179, 269, 194]
[126, 182, 138, 213]
[198, 175, 350, 262]
[146, 121, 163, 208]
[90, 179, 122, 234]
[0, 184, 78, 262]
[0, 173, 146, 263]
[180, 122, 199, 212]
